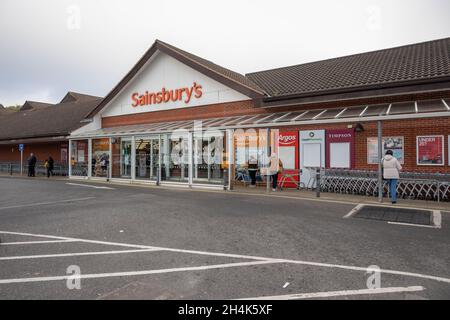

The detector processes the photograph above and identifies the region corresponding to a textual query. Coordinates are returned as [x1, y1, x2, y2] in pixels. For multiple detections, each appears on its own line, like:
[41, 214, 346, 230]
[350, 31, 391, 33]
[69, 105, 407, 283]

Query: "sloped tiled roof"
[60, 91, 103, 104]
[246, 38, 450, 97]
[20, 100, 54, 111]
[0, 96, 102, 141]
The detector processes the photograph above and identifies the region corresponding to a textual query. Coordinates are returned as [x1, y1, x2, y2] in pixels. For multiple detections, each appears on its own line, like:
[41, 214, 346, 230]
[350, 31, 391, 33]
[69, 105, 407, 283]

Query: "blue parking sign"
[19, 144, 24, 151]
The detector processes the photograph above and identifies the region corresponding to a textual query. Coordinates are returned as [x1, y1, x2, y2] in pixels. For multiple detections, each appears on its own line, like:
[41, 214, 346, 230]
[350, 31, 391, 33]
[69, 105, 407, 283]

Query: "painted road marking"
[1, 230, 449, 285]
[387, 221, 440, 229]
[0, 197, 95, 211]
[343, 204, 364, 218]
[0, 248, 161, 261]
[237, 286, 425, 300]
[432, 210, 442, 228]
[0, 239, 77, 245]
[0, 260, 280, 285]
[66, 183, 115, 190]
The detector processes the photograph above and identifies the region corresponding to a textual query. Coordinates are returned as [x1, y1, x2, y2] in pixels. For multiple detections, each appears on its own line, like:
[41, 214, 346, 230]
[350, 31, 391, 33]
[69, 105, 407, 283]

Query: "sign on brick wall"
[417, 135, 445, 166]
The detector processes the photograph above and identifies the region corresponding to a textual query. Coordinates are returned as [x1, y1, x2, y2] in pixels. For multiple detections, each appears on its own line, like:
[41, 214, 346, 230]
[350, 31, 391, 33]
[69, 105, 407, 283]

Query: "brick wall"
[0, 142, 67, 163]
[277, 117, 450, 173]
[102, 100, 264, 127]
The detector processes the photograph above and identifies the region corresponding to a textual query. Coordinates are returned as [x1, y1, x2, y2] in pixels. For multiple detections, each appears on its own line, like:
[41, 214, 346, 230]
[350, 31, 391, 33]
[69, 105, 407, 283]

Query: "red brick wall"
[277, 117, 450, 173]
[102, 100, 264, 127]
[0, 142, 67, 163]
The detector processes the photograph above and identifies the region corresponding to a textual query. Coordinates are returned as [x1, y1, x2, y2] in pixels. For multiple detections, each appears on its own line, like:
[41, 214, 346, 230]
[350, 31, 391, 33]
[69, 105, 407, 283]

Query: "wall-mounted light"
[354, 123, 365, 132]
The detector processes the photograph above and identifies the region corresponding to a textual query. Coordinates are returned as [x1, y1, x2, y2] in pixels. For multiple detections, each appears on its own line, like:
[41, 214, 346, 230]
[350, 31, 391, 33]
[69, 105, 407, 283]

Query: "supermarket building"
[3, 38, 450, 192]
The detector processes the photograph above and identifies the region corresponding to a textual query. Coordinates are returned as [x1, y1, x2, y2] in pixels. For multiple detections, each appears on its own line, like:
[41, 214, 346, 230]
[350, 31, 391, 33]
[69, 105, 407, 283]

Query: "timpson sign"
[131, 82, 203, 107]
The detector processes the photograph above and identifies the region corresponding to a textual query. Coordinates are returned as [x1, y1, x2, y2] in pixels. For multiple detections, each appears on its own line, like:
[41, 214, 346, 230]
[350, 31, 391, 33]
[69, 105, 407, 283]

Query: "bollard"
[223, 168, 228, 190]
[156, 165, 161, 186]
[316, 168, 321, 198]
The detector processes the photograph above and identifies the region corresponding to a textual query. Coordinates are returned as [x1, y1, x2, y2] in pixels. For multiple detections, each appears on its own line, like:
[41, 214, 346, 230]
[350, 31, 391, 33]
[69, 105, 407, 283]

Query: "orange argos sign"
[131, 82, 203, 107]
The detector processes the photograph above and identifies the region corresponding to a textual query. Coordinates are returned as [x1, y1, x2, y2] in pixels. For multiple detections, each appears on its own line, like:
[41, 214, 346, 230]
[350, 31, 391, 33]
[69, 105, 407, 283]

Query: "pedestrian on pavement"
[247, 155, 259, 187]
[382, 150, 402, 204]
[27, 153, 37, 177]
[269, 153, 283, 192]
[46, 156, 54, 178]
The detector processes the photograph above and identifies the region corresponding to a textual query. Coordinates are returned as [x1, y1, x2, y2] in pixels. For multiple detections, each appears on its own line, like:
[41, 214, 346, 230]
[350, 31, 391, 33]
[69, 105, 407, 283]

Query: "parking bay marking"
[0, 239, 77, 246]
[237, 286, 425, 300]
[0, 197, 95, 211]
[0, 260, 281, 285]
[66, 183, 115, 190]
[1, 230, 450, 285]
[0, 248, 161, 261]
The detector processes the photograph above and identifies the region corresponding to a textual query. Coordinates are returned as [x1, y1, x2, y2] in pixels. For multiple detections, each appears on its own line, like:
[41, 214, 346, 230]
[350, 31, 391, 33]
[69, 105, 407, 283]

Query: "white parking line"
[0, 197, 95, 211]
[66, 183, 115, 190]
[1, 230, 450, 285]
[343, 204, 364, 218]
[0, 248, 161, 261]
[237, 286, 425, 300]
[0, 260, 280, 285]
[387, 222, 440, 229]
[0, 240, 77, 245]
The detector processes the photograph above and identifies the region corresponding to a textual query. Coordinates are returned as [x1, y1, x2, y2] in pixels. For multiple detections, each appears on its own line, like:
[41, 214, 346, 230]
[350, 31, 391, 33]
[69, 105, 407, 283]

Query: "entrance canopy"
[72, 99, 450, 138]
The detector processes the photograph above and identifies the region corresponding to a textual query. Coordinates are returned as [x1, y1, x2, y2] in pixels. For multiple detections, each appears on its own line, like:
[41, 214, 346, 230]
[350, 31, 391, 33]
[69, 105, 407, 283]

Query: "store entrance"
[135, 136, 160, 181]
[193, 133, 225, 185]
[161, 133, 189, 182]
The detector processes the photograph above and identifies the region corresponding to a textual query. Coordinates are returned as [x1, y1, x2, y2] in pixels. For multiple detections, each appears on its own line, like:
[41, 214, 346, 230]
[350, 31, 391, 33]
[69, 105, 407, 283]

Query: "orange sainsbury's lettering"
[131, 93, 139, 107]
[131, 82, 203, 107]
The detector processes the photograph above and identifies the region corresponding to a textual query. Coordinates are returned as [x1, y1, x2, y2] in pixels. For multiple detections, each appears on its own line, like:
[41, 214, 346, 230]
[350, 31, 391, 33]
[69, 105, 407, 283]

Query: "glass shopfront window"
[91, 138, 110, 178]
[70, 140, 88, 176]
[193, 130, 226, 185]
[135, 136, 160, 180]
[233, 128, 269, 184]
[161, 132, 189, 182]
[111, 137, 132, 179]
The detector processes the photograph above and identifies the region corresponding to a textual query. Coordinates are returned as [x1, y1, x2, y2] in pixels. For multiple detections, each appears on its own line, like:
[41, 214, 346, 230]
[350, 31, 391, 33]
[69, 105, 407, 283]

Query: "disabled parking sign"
[19, 144, 24, 152]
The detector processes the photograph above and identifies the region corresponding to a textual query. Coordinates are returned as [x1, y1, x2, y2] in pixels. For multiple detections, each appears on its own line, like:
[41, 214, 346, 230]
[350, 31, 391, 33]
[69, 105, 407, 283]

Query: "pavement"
[0, 176, 449, 300]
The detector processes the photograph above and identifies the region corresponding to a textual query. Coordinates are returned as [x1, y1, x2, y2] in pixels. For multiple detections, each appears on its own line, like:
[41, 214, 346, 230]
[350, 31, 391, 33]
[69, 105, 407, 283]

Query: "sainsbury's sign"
[131, 82, 203, 107]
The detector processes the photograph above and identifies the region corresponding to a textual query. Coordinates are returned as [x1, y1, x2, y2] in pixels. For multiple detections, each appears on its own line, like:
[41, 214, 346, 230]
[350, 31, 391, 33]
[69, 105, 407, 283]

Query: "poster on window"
[417, 135, 445, 166]
[61, 148, 68, 163]
[367, 137, 404, 164]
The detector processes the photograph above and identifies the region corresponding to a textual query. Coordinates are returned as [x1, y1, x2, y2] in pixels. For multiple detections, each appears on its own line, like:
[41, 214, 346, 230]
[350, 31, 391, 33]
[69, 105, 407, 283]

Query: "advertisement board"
[276, 131, 299, 188]
[367, 137, 404, 164]
[326, 129, 355, 168]
[417, 135, 445, 166]
[299, 130, 325, 187]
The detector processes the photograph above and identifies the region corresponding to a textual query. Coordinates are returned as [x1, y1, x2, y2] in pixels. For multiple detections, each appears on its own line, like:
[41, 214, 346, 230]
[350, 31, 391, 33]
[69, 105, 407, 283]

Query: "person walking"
[269, 153, 283, 192]
[46, 156, 54, 178]
[27, 153, 37, 177]
[247, 155, 259, 187]
[382, 150, 402, 204]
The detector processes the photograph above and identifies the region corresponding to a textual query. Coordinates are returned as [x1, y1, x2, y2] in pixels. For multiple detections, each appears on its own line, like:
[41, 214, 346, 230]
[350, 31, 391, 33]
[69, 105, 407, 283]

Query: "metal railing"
[0, 162, 69, 177]
[320, 169, 450, 202]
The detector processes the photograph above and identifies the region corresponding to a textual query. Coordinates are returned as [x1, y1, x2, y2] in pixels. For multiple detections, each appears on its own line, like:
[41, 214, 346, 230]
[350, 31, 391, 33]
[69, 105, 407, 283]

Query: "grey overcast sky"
[1, 0, 449, 106]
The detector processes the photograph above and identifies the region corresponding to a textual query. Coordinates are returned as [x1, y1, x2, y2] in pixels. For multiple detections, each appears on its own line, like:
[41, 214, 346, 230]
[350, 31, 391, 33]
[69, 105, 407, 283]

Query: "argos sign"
[278, 133, 298, 146]
[131, 82, 203, 107]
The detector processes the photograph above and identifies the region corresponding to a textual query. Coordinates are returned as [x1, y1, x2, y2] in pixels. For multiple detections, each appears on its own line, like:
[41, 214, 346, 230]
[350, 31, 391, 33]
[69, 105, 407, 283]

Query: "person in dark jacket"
[46, 156, 54, 178]
[246, 156, 259, 187]
[27, 153, 37, 177]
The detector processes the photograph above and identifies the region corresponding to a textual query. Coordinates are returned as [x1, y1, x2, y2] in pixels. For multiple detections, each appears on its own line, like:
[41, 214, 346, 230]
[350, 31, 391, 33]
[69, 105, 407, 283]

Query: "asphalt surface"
[0, 176, 449, 300]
